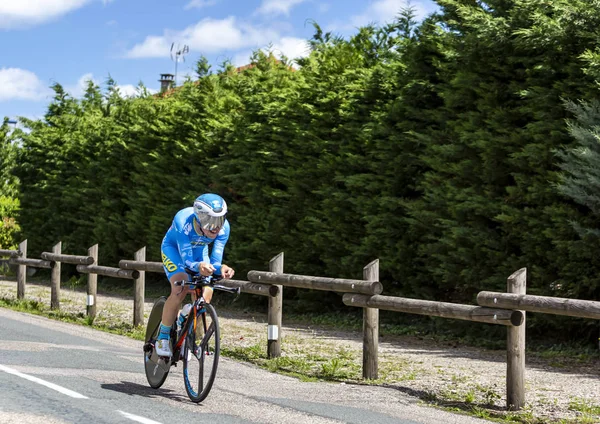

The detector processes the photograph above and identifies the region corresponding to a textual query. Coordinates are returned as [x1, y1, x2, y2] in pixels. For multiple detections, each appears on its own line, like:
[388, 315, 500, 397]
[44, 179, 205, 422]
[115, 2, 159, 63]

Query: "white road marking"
[0, 364, 88, 399]
[118, 410, 164, 424]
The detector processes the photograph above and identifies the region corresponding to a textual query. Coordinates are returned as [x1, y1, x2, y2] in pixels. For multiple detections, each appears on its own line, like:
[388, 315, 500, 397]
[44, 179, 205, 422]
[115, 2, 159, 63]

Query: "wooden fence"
[2, 240, 600, 412]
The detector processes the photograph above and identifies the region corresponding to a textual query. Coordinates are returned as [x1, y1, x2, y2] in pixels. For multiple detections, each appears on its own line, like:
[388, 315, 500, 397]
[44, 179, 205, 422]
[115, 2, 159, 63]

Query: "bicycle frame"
[173, 285, 207, 356]
[172, 275, 239, 360]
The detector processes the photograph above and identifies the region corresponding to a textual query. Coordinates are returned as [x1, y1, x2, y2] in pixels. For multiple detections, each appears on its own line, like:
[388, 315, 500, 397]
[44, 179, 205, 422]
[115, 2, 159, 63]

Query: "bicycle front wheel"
[183, 303, 220, 403]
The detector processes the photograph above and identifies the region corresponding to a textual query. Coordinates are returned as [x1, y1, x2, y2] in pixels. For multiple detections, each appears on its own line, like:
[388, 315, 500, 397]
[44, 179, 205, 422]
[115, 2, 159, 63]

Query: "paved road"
[0, 308, 492, 424]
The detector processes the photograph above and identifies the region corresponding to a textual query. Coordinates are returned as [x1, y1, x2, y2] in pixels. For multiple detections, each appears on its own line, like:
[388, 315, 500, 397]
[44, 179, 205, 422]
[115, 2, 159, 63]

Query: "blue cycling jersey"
[161, 207, 230, 276]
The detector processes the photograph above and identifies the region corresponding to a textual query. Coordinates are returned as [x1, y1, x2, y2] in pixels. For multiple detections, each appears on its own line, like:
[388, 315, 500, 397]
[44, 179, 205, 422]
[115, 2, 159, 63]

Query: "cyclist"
[156, 193, 235, 357]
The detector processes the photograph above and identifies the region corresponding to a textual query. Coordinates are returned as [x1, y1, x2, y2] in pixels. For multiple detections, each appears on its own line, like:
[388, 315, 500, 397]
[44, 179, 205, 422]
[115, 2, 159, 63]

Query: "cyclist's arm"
[209, 221, 230, 275]
[173, 218, 200, 274]
[201, 243, 210, 266]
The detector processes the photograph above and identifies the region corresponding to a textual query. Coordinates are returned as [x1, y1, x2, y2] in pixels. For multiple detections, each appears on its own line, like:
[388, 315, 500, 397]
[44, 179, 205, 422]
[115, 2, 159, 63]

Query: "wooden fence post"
[363, 259, 379, 380]
[268, 252, 284, 359]
[87, 244, 99, 320]
[133, 246, 146, 327]
[16, 239, 27, 299]
[50, 241, 62, 310]
[507, 268, 526, 411]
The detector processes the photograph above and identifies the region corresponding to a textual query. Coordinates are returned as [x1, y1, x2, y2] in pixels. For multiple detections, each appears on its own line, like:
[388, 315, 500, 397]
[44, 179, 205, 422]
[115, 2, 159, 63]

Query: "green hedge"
[5, 2, 600, 344]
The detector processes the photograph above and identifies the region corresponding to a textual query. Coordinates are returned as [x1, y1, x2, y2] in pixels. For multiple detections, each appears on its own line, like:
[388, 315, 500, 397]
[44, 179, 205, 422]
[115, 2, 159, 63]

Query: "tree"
[0, 118, 20, 249]
[556, 100, 600, 237]
[195, 56, 212, 79]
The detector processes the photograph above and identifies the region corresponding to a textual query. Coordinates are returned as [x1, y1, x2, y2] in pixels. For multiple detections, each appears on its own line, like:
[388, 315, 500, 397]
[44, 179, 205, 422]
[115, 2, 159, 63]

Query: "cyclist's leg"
[163, 272, 189, 324]
[161, 245, 190, 325]
[158, 246, 189, 355]
[202, 285, 214, 304]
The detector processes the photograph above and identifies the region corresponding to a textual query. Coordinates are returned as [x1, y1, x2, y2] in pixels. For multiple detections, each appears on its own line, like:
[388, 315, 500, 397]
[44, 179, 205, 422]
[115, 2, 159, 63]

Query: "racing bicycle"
[143, 271, 239, 402]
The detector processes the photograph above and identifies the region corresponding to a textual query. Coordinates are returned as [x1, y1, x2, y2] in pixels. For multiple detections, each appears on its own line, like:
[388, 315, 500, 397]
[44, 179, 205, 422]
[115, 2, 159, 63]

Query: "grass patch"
[266, 355, 311, 374]
[317, 357, 356, 380]
[0, 297, 45, 312]
[220, 343, 264, 361]
[220, 341, 361, 383]
[0, 296, 145, 340]
[531, 344, 600, 367]
[568, 398, 600, 423]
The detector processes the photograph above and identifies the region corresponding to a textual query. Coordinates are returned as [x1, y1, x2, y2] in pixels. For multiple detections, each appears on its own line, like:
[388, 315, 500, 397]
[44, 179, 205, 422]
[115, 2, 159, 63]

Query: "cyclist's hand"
[221, 265, 235, 279]
[199, 262, 215, 276]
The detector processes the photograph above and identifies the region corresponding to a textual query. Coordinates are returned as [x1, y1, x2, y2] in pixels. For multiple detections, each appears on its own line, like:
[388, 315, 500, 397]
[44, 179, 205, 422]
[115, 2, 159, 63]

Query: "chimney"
[159, 73, 175, 93]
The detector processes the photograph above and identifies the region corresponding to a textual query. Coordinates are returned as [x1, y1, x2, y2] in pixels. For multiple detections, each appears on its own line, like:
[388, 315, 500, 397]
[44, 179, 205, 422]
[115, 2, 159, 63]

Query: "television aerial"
[170, 43, 189, 85]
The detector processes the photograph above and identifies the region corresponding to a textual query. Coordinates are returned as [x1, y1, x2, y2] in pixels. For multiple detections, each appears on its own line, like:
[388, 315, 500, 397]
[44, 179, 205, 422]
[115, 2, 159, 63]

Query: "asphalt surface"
[0, 308, 492, 423]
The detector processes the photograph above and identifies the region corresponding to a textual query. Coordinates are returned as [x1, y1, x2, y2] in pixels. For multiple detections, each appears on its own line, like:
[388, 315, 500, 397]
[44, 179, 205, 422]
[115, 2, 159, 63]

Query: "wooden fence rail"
[220, 279, 280, 297]
[477, 291, 600, 320]
[10, 257, 53, 269]
[76, 264, 139, 280]
[5, 239, 600, 414]
[0, 249, 21, 257]
[119, 259, 164, 273]
[41, 252, 94, 265]
[343, 294, 524, 326]
[247, 271, 383, 295]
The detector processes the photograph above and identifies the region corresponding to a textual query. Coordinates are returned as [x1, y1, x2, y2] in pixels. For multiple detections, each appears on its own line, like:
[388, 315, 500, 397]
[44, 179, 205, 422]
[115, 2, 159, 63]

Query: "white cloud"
[64, 73, 157, 98]
[232, 37, 309, 68]
[318, 3, 331, 13]
[271, 37, 309, 61]
[116, 84, 158, 97]
[351, 0, 434, 27]
[256, 0, 307, 16]
[184, 0, 218, 10]
[126, 36, 171, 59]
[117, 84, 139, 97]
[125, 16, 279, 59]
[0, 0, 101, 29]
[0, 68, 51, 102]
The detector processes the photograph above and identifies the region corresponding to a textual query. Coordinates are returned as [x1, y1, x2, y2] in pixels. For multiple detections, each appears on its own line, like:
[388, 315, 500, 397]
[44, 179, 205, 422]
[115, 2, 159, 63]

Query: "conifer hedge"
[4, 1, 600, 343]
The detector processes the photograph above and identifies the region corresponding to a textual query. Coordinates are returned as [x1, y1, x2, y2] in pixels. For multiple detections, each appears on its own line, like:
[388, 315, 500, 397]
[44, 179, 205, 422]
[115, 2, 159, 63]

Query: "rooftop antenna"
[170, 43, 189, 85]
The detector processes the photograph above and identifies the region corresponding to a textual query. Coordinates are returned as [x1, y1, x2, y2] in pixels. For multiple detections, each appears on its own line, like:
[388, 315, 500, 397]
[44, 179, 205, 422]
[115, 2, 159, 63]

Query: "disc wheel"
[144, 296, 171, 389]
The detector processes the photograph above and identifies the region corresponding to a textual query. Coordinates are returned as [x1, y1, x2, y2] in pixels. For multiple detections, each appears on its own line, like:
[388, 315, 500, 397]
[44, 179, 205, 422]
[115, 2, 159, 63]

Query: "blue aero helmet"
[193, 193, 227, 231]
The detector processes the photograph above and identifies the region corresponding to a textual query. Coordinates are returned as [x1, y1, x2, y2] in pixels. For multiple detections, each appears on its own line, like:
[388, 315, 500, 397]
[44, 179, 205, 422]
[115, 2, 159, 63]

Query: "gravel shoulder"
[1, 277, 599, 423]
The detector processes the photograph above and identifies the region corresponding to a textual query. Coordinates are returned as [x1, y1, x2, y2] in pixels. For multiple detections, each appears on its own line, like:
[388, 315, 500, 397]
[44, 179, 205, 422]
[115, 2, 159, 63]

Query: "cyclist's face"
[202, 226, 221, 239]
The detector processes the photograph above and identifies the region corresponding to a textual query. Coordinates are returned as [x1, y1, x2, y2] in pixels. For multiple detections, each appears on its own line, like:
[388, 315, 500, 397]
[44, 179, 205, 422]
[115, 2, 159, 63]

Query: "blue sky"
[0, 0, 438, 122]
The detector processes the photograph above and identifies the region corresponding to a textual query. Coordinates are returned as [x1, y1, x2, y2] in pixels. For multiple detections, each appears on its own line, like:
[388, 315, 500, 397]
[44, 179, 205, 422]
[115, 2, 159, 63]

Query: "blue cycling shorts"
[161, 244, 186, 280]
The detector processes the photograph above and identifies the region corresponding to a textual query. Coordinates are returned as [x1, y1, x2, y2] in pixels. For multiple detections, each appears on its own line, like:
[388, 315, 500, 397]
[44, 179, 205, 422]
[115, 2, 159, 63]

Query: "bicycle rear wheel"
[144, 296, 171, 389]
[183, 303, 220, 403]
